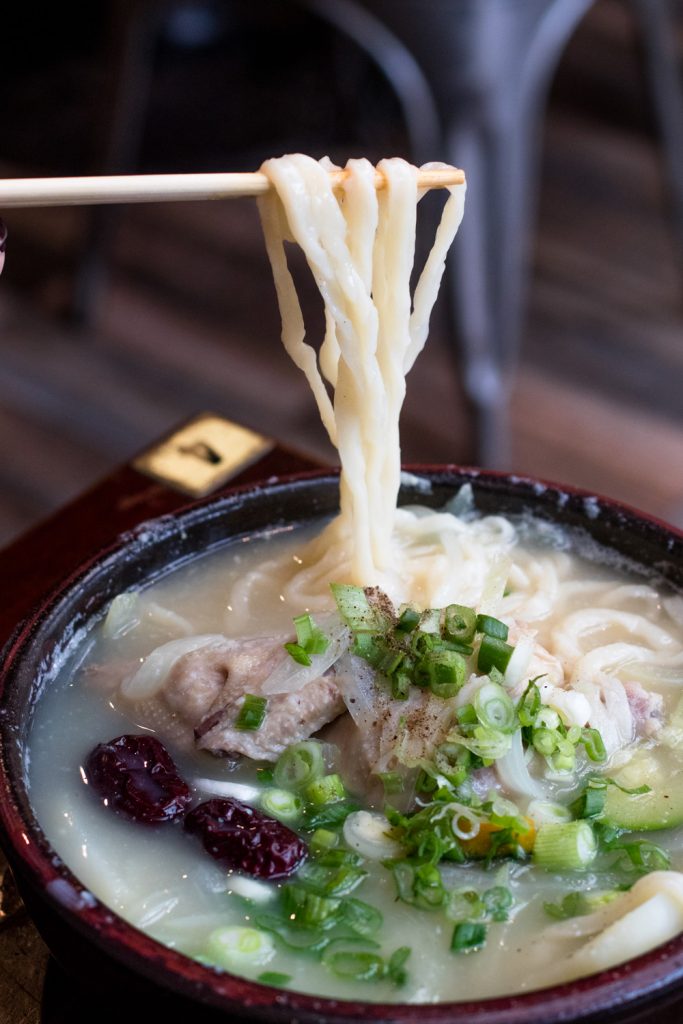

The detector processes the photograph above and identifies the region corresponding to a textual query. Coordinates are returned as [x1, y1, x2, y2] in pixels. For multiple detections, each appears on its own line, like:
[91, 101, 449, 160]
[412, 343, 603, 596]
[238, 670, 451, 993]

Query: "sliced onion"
[120, 635, 226, 700]
[343, 810, 403, 860]
[143, 601, 194, 637]
[192, 779, 261, 802]
[450, 806, 481, 841]
[261, 613, 351, 695]
[496, 728, 547, 799]
[504, 634, 534, 690]
[527, 799, 572, 825]
[102, 592, 141, 639]
[227, 874, 276, 903]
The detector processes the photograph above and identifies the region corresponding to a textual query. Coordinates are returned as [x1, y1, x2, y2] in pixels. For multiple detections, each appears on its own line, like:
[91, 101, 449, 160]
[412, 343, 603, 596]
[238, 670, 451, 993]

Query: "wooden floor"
[0, 0, 681, 550]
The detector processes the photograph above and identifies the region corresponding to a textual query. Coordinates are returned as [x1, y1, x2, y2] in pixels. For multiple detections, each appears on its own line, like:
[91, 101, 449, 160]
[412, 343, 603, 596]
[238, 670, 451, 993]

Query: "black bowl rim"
[1, 463, 683, 1024]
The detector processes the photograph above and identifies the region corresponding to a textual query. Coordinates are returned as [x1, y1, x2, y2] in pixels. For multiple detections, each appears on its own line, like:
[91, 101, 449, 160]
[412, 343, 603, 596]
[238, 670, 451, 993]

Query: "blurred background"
[0, 0, 681, 550]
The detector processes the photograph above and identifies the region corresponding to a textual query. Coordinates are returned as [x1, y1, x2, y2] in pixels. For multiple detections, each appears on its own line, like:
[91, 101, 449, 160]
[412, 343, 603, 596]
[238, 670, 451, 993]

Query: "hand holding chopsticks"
[0, 167, 465, 209]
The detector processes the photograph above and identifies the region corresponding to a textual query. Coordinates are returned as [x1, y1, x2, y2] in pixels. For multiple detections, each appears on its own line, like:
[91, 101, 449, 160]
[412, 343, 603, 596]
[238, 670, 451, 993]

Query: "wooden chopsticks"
[0, 167, 465, 209]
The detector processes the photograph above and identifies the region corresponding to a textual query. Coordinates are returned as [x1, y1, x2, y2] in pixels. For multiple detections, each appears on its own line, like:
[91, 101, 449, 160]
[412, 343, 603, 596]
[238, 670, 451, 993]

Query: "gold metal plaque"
[132, 414, 274, 497]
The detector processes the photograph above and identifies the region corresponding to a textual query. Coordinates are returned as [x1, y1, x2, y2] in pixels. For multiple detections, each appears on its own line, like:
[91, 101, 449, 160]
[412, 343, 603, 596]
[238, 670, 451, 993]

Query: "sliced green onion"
[419, 608, 442, 634]
[581, 727, 607, 763]
[304, 800, 360, 830]
[285, 613, 329, 665]
[396, 606, 420, 633]
[305, 773, 346, 806]
[474, 682, 516, 733]
[299, 861, 367, 897]
[352, 633, 403, 676]
[517, 682, 542, 727]
[544, 890, 620, 920]
[388, 859, 449, 910]
[330, 583, 383, 632]
[282, 884, 342, 929]
[527, 799, 572, 825]
[341, 897, 383, 936]
[387, 946, 411, 986]
[569, 785, 606, 819]
[419, 649, 466, 698]
[533, 820, 597, 870]
[323, 949, 386, 981]
[293, 612, 329, 655]
[274, 740, 324, 790]
[257, 971, 292, 987]
[444, 604, 476, 644]
[457, 703, 478, 727]
[477, 635, 514, 674]
[413, 863, 447, 910]
[254, 913, 330, 953]
[532, 728, 558, 757]
[550, 738, 576, 773]
[455, 725, 512, 762]
[260, 788, 303, 824]
[234, 694, 268, 731]
[475, 614, 509, 641]
[391, 671, 411, 700]
[567, 724, 582, 745]
[451, 921, 487, 953]
[284, 642, 311, 666]
[310, 828, 339, 853]
[377, 771, 404, 794]
[205, 926, 275, 970]
[534, 707, 561, 731]
[482, 886, 513, 922]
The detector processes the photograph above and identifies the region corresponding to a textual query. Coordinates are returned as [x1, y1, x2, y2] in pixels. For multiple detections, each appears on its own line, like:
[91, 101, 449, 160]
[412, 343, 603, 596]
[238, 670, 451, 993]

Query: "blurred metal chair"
[76, 0, 683, 468]
[302, 0, 683, 467]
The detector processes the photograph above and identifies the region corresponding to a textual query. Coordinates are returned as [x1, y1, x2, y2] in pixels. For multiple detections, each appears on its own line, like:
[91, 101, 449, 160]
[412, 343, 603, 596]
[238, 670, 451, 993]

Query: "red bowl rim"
[1, 463, 683, 1023]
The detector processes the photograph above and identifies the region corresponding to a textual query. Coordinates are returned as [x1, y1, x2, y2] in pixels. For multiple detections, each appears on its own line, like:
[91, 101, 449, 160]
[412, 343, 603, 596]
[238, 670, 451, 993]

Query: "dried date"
[84, 734, 191, 824]
[185, 798, 307, 879]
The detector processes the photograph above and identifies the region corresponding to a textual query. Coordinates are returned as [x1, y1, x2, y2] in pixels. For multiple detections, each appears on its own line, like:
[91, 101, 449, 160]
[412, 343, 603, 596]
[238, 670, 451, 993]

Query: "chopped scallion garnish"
[257, 971, 292, 987]
[444, 604, 476, 644]
[305, 773, 347, 806]
[421, 649, 466, 698]
[260, 788, 303, 824]
[396, 606, 420, 633]
[581, 727, 607, 763]
[474, 682, 516, 733]
[477, 635, 514, 675]
[451, 921, 487, 953]
[284, 613, 329, 665]
[330, 583, 384, 632]
[283, 642, 311, 666]
[533, 820, 597, 870]
[309, 828, 339, 854]
[475, 614, 509, 641]
[274, 740, 325, 790]
[234, 694, 268, 731]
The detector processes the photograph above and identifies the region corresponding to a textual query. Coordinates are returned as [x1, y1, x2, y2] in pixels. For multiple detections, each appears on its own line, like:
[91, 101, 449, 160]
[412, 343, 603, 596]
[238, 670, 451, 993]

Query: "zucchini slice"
[603, 768, 683, 831]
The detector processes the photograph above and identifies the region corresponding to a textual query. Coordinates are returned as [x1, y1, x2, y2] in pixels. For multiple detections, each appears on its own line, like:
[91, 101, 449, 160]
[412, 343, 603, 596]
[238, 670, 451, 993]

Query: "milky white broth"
[28, 513, 683, 1004]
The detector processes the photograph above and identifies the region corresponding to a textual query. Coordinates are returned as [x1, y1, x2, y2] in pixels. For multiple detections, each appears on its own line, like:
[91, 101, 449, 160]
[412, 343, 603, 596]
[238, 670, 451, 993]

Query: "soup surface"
[28, 500, 683, 1003]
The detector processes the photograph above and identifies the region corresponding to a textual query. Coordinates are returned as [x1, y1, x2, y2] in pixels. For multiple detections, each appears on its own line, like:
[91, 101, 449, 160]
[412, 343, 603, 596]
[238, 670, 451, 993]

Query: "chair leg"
[70, 1, 160, 325]
[295, 0, 442, 165]
[629, 0, 683, 264]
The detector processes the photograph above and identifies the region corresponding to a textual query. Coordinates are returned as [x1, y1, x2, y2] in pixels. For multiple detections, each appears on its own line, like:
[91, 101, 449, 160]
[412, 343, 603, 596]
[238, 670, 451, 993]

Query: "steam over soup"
[25, 155, 683, 1003]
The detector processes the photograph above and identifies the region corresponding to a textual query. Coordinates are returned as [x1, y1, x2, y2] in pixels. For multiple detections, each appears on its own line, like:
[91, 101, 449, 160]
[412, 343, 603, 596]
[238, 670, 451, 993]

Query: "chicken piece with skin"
[119, 635, 345, 762]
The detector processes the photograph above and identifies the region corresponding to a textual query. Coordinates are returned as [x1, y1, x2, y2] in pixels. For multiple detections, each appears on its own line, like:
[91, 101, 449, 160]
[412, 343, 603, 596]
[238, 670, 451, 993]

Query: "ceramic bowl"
[1, 467, 683, 1023]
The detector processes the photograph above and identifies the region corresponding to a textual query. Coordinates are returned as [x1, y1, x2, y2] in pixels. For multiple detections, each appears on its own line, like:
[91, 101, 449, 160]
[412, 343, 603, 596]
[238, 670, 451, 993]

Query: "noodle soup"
[28, 499, 683, 1003]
